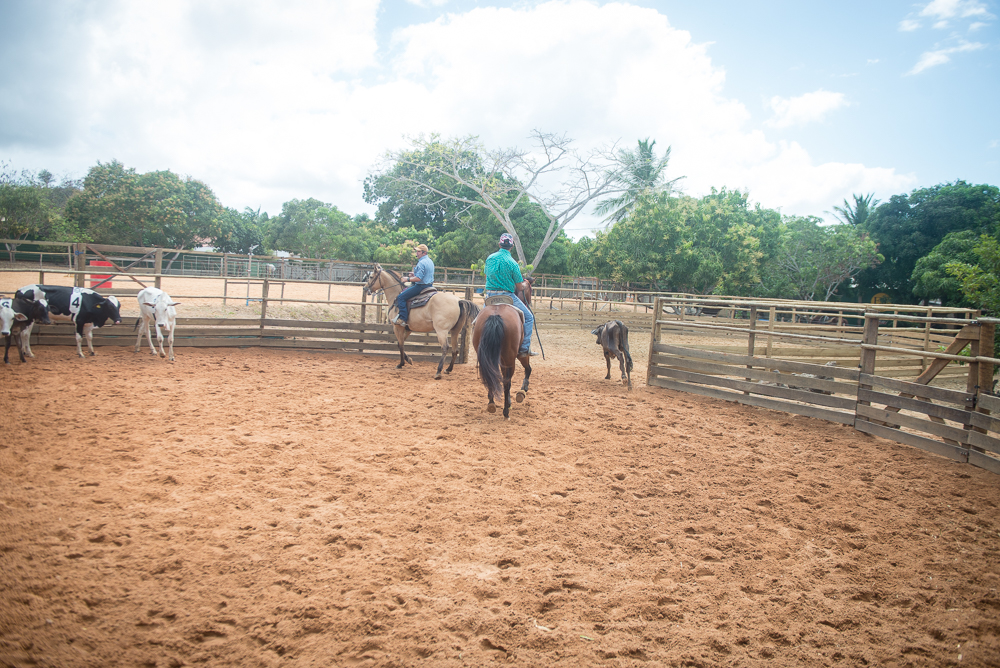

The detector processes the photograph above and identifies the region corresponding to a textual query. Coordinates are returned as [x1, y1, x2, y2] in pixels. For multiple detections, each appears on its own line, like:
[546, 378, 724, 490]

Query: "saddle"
[406, 287, 437, 310]
[484, 295, 513, 306]
[478, 295, 524, 328]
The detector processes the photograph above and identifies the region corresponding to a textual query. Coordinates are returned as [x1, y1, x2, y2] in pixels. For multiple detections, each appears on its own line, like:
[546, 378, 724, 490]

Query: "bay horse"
[363, 263, 479, 379]
[472, 298, 532, 418]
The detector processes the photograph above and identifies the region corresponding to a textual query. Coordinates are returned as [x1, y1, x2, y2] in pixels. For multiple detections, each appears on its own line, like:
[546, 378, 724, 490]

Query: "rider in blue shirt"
[393, 244, 434, 327]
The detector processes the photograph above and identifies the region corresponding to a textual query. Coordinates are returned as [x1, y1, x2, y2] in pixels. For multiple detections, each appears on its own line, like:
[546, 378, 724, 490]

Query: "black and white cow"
[2, 295, 52, 364]
[17, 284, 122, 358]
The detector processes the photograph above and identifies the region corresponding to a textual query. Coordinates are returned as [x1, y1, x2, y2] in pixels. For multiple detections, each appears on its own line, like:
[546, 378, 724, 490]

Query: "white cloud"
[765, 90, 849, 129]
[969, 21, 987, 30]
[899, 18, 922, 31]
[907, 40, 985, 74]
[2, 0, 914, 234]
[919, 0, 992, 20]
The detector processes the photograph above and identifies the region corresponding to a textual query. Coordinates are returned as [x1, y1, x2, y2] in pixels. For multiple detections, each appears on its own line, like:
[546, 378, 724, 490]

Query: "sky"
[1, 0, 998, 239]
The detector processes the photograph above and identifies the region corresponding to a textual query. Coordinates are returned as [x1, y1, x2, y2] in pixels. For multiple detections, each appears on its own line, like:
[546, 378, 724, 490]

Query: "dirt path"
[2, 324, 999, 667]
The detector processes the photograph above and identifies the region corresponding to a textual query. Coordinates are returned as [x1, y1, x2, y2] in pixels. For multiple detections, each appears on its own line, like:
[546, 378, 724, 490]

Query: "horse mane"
[377, 265, 405, 287]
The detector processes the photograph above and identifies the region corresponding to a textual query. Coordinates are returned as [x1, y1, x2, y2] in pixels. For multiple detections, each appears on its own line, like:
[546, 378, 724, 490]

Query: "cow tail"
[133, 318, 141, 331]
[476, 314, 504, 399]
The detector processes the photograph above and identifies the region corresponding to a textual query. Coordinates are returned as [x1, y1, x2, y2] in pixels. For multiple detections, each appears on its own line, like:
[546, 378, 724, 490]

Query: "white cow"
[134, 287, 180, 361]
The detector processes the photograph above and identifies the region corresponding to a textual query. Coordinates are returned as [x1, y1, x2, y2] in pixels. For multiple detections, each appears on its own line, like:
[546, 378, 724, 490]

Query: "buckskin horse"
[363, 263, 479, 379]
[472, 296, 532, 418]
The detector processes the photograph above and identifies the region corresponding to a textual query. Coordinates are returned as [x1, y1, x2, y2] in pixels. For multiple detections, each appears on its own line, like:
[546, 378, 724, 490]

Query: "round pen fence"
[645, 296, 1000, 475]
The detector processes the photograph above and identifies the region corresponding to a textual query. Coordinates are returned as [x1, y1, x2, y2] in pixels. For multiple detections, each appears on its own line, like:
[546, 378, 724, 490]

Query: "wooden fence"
[646, 297, 1000, 475]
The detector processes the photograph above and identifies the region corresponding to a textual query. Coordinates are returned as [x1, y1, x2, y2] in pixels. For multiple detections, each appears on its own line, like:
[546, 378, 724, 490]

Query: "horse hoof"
[487, 403, 496, 414]
[515, 390, 526, 403]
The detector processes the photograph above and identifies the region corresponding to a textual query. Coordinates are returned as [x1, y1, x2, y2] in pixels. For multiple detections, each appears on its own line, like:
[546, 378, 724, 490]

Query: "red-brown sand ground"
[1, 272, 999, 667]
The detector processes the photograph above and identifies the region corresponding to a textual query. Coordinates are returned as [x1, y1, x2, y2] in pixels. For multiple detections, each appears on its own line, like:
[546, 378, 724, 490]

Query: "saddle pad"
[407, 289, 437, 310]
[485, 295, 513, 306]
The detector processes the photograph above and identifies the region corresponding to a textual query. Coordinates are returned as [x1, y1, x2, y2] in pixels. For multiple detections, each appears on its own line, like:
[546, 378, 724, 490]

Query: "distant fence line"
[0, 239, 656, 298]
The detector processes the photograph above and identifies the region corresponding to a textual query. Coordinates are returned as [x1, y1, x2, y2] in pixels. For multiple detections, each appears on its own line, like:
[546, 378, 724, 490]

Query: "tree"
[767, 216, 882, 301]
[830, 192, 878, 226]
[212, 207, 268, 254]
[911, 230, 980, 307]
[588, 188, 782, 295]
[368, 131, 625, 270]
[856, 181, 1000, 302]
[593, 138, 682, 225]
[66, 161, 223, 249]
[946, 226, 1000, 316]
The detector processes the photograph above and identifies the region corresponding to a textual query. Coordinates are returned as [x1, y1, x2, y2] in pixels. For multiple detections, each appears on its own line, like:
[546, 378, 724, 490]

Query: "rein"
[366, 265, 406, 297]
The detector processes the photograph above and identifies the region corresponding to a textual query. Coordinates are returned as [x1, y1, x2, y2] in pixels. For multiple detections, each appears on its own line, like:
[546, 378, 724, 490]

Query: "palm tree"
[595, 138, 683, 225]
[830, 193, 879, 226]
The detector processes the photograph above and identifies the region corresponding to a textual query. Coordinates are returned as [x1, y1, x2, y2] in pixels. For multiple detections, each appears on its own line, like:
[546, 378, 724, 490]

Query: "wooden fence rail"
[646, 297, 1000, 475]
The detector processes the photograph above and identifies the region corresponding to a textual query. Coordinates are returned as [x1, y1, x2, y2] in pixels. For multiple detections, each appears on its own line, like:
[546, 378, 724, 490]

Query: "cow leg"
[81, 323, 96, 356]
[134, 318, 144, 352]
[167, 328, 175, 362]
[155, 326, 166, 358]
[604, 352, 612, 379]
[3, 333, 12, 364]
[515, 352, 532, 403]
[21, 322, 35, 358]
[145, 318, 158, 355]
[618, 352, 632, 390]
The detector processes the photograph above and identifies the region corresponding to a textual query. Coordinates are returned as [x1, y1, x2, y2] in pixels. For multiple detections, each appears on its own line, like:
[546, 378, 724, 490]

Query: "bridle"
[363, 264, 405, 297]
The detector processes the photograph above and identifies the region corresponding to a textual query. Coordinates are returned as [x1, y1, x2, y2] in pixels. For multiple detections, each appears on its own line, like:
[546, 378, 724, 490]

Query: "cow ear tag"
[96, 305, 101, 309]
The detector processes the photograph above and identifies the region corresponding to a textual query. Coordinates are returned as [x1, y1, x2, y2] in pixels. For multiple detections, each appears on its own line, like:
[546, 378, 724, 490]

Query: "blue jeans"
[485, 291, 533, 354]
[396, 283, 432, 322]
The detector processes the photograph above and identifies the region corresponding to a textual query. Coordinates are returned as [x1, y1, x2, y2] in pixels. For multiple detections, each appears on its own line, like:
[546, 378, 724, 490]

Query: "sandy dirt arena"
[1, 275, 1000, 667]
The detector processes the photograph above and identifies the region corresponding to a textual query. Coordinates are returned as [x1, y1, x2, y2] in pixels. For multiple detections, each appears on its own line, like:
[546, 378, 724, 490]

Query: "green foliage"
[589, 188, 781, 294]
[761, 216, 882, 301]
[0, 164, 83, 244]
[857, 180, 1000, 303]
[212, 207, 268, 254]
[946, 232, 1000, 315]
[65, 160, 224, 248]
[830, 193, 878, 227]
[594, 138, 682, 225]
[912, 230, 980, 307]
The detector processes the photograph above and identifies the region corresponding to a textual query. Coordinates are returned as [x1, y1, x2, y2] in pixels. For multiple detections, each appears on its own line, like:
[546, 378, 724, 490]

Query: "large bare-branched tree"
[369, 131, 625, 268]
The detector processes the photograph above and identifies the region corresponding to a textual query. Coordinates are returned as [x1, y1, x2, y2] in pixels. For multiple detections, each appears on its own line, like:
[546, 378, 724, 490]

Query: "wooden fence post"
[359, 286, 367, 355]
[646, 297, 663, 386]
[154, 248, 163, 289]
[857, 311, 880, 410]
[977, 321, 995, 395]
[260, 279, 269, 323]
[744, 306, 758, 392]
[767, 306, 776, 358]
[74, 243, 86, 287]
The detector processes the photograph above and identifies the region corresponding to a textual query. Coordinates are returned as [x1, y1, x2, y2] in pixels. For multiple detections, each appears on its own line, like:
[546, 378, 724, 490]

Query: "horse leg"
[445, 329, 460, 374]
[515, 352, 532, 403]
[434, 329, 450, 380]
[395, 326, 412, 369]
[502, 363, 515, 419]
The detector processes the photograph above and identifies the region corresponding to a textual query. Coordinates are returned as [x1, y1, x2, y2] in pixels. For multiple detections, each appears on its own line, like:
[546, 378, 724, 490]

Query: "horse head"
[363, 263, 383, 296]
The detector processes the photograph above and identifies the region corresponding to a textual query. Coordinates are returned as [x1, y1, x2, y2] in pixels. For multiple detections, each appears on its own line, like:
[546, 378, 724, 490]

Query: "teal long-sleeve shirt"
[484, 248, 523, 292]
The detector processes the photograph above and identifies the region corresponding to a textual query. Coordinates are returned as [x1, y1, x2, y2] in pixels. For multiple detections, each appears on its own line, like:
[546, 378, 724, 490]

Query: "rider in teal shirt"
[484, 233, 534, 354]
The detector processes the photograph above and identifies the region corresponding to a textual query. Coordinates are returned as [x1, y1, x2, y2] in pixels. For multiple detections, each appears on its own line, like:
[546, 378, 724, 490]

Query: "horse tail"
[476, 314, 505, 399]
[460, 299, 480, 328]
